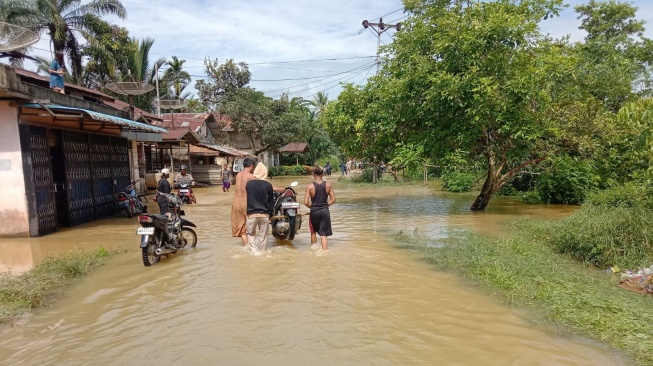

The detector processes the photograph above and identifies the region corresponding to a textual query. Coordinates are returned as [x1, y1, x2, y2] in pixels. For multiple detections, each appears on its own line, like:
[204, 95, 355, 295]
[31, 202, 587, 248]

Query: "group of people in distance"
[231, 158, 336, 251]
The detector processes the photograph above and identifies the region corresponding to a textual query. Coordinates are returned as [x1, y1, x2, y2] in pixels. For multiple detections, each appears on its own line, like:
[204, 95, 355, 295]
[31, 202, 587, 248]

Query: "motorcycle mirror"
[290, 181, 298, 187]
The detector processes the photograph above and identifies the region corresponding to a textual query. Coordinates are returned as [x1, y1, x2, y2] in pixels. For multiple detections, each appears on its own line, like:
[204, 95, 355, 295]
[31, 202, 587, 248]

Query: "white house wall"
[0, 101, 29, 236]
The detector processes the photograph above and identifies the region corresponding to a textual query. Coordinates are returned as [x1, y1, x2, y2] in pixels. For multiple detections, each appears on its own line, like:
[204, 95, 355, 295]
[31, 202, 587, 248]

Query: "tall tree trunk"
[471, 166, 495, 211]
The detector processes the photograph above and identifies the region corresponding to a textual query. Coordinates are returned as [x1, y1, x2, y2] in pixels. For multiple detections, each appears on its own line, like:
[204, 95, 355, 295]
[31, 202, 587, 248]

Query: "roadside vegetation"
[0, 247, 119, 324]
[396, 206, 653, 365]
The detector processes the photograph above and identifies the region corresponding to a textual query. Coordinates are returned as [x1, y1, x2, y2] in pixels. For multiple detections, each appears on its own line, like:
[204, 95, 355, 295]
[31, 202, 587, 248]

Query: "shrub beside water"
[545, 206, 653, 268]
[441, 171, 476, 192]
[268, 165, 312, 177]
[585, 182, 652, 209]
[0, 247, 114, 323]
[397, 223, 653, 365]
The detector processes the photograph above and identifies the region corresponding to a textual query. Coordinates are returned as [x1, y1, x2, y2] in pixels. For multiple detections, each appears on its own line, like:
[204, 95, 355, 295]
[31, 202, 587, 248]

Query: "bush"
[268, 165, 312, 177]
[351, 168, 374, 183]
[525, 156, 599, 204]
[585, 182, 653, 209]
[441, 171, 476, 192]
[547, 206, 653, 268]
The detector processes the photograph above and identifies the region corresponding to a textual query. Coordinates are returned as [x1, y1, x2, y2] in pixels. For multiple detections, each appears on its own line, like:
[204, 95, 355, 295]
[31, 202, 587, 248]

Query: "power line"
[368, 8, 404, 23]
[260, 61, 376, 94]
[301, 64, 376, 100]
[268, 63, 376, 99]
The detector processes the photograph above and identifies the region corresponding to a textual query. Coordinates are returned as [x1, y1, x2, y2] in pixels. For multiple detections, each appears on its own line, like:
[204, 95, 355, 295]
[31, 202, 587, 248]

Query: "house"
[151, 113, 249, 186]
[0, 65, 166, 237]
[218, 114, 279, 168]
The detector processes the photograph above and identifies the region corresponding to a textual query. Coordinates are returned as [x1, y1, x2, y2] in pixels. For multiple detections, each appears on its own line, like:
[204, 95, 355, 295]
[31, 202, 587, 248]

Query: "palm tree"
[12, 0, 127, 83]
[163, 56, 191, 98]
[311, 91, 329, 116]
[109, 37, 164, 112]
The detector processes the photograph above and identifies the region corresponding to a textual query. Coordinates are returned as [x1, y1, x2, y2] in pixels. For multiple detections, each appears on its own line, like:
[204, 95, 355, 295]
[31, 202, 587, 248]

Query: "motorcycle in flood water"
[117, 180, 147, 218]
[178, 182, 192, 204]
[271, 181, 302, 240]
[136, 193, 197, 266]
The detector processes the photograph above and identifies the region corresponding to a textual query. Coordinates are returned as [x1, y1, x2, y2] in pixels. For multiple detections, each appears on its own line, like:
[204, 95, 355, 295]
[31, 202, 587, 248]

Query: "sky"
[12, 0, 653, 103]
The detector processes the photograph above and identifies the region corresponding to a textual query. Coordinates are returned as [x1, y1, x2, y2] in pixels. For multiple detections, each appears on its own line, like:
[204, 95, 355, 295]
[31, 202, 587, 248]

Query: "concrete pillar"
[129, 140, 140, 191]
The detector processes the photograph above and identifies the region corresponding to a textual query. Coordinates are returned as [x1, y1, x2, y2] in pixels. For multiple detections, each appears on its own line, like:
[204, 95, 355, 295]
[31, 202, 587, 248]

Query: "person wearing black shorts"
[304, 165, 336, 250]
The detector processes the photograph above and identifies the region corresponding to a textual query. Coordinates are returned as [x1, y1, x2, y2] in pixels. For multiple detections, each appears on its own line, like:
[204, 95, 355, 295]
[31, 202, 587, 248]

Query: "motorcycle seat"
[151, 214, 169, 222]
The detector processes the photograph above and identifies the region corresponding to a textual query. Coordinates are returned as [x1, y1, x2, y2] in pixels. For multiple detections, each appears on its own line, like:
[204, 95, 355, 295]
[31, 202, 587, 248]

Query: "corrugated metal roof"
[20, 104, 167, 134]
[198, 143, 250, 157]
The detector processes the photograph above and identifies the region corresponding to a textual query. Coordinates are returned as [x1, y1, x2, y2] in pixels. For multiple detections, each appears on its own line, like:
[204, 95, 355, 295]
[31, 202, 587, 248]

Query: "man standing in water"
[245, 162, 275, 251]
[231, 157, 256, 246]
[304, 165, 336, 250]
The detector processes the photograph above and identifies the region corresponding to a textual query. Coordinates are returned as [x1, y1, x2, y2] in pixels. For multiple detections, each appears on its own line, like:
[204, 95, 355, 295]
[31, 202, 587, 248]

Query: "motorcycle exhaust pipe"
[155, 248, 174, 256]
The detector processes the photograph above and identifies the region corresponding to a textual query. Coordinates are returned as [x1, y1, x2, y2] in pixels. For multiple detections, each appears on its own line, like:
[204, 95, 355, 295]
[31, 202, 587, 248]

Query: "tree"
[311, 91, 329, 116]
[222, 89, 307, 155]
[163, 56, 191, 98]
[574, 0, 653, 112]
[325, 0, 572, 210]
[11, 0, 127, 83]
[196, 59, 251, 111]
[80, 21, 134, 88]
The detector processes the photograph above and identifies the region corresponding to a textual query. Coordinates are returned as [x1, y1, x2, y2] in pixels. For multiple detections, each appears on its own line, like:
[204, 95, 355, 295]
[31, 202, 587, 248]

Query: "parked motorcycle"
[271, 181, 302, 240]
[178, 182, 192, 204]
[136, 193, 197, 267]
[117, 180, 147, 218]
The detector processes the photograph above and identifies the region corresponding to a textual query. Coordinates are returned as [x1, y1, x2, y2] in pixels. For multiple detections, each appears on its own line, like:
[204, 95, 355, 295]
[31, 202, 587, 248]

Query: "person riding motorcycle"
[157, 168, 172, 217]
[174, 165, 196, 203]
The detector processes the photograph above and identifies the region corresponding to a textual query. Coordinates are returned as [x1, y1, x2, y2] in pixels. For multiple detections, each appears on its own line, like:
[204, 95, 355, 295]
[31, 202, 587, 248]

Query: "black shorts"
[309, 208, 332, 237]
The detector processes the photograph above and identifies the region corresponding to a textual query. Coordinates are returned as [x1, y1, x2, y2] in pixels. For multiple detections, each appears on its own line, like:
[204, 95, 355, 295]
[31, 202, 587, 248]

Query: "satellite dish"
[105, 81, 155, 96]
[0, 22, 40, 52]
[157, 99, 189, 110]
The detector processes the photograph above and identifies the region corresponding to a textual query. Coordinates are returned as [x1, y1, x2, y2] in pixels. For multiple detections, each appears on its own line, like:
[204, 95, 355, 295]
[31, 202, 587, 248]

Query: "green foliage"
[526, 156, 600, 204]
[546, 206, 653, 269]
[353, 168, 374, 183]
[585, 182, 653, 209]
[269, 165, 312, 177]
[441, 171, 476, 193]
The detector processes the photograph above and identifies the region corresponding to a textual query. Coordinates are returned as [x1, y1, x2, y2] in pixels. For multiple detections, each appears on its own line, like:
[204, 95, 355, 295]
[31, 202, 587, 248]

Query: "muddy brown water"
[0, 177, 626, 365]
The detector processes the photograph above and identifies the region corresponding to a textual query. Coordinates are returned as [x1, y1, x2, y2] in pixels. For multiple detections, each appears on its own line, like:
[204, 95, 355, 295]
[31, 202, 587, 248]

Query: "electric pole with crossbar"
[361, 17, 401, 183]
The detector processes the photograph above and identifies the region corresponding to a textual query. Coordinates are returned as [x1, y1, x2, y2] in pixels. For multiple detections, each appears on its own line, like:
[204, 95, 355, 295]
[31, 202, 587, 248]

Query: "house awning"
[20, 103, 168, 134]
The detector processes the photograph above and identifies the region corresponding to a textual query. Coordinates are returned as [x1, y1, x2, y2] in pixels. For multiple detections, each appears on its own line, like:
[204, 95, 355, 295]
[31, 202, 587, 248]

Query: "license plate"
[281, 202, 300, 209]
[179, 189, 189, 193]
[136, 227, 154, 235]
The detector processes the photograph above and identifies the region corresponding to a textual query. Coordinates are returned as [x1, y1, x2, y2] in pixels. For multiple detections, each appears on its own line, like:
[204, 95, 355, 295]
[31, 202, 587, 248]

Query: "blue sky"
[17, 0, 653, 102]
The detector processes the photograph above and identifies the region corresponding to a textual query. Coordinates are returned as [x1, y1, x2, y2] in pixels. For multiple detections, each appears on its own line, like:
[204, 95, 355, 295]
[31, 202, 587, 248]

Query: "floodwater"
[0, 177, 626, 365]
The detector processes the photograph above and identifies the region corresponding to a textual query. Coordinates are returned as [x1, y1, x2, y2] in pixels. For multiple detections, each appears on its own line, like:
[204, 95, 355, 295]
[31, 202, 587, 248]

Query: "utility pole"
[362, 17, 401, 183]
[155, 63, 161, 117]
[362, 17, 402, 75]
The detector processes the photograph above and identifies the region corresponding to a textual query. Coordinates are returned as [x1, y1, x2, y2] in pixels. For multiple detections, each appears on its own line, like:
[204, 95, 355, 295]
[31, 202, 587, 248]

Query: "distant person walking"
[304, 165, 336, 250]
[231, 157, 256, 246]
[156, 168, 172, 216]
[222, 164, 231, 192]
[245, 162, 275, 252]
[339, 161, 347, 176]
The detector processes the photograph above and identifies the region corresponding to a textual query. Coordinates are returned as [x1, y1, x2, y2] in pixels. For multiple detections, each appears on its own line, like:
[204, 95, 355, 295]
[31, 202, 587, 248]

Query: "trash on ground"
[615, 264, 653, 294]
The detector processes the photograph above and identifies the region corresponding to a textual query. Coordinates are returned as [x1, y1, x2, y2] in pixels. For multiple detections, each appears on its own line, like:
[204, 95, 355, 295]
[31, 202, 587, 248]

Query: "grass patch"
[397, 222, 653, 365]
[0, 247, 119, 324]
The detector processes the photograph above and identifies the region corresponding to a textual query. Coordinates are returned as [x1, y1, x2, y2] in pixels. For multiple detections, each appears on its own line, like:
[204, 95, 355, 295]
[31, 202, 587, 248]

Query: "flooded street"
[0, 177, 624, 365]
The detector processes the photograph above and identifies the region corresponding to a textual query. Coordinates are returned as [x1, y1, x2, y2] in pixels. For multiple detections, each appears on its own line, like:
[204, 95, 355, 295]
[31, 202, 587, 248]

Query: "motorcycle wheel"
[142, 237, 160, 267]
[124, 206, 133, 218]
[179, 227, 197, 248]
[287, 216, 297, 240]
